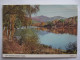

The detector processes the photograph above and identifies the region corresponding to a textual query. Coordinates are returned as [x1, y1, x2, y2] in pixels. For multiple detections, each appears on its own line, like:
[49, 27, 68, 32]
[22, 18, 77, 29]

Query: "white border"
[3, 54, 77, 58]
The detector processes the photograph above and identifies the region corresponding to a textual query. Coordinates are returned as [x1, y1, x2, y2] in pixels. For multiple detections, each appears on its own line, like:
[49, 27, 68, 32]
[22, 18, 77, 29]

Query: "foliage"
[66, 41, 77, 54]
[47, 21, 54, 26]
[14, 28, 39, 45]
[23, 28, 39, 45]
[15, 18, 22, 29]
[3, 5, 40, 28]
[59, 19, 65, 22]
[3, 5, 40, 40]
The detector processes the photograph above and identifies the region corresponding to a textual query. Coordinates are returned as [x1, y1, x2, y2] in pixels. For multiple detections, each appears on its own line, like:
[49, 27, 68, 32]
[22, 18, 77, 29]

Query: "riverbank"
[3, 35, 66, 54]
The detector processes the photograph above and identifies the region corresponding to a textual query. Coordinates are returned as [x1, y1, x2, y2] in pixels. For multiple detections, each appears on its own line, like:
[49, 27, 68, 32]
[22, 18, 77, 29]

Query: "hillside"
[32, 15, 66, 22]
[32, 16, 77, 28]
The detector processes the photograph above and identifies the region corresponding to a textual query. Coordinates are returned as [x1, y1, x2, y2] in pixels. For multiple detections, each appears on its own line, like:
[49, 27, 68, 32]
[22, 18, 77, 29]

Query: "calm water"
[15, 26, 77, 50]
[37, 30, 77, 50]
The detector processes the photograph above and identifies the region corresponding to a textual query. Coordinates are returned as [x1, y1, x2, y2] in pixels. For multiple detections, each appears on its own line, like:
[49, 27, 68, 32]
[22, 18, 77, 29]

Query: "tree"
[47, 21, 53, 26]
[59, 19, 65, 22]
[66, 41, 77, 54]
[3, 5, 39, 40]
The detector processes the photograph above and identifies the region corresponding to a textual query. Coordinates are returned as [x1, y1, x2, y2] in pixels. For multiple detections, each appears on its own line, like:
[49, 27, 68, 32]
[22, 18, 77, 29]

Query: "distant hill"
[50, 16, 65, 21]
[32, 15, 66, 22]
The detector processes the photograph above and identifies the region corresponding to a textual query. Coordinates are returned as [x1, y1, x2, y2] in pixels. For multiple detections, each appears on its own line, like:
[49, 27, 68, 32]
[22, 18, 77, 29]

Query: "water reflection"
[37, 31, 77, 50]
[36, 27, 77, 35]
[35, 26, 77, 50]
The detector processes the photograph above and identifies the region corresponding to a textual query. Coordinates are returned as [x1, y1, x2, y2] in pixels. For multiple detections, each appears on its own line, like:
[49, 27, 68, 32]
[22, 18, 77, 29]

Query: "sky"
[32, 5, 77, 18]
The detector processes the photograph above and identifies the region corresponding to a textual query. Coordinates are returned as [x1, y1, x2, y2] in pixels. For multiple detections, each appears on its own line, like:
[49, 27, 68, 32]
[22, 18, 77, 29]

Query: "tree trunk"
[29, 8, 32, 26]
[3, 26, 8, 37]
[10, 14, 16, 41]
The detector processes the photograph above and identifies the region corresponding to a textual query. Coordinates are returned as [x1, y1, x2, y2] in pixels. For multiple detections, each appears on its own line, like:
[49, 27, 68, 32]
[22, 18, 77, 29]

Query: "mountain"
[50, 16, 65, 21]
[32, 15, 66, 22]
[32, 15, 50, 22]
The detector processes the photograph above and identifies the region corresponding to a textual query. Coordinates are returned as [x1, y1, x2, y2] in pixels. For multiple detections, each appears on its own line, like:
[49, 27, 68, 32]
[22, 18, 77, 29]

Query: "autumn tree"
[3, 5, 39, 40]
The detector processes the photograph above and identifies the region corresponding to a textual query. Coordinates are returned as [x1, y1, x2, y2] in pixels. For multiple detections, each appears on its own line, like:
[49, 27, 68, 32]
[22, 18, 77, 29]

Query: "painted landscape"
[3, 5, 77, 54]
